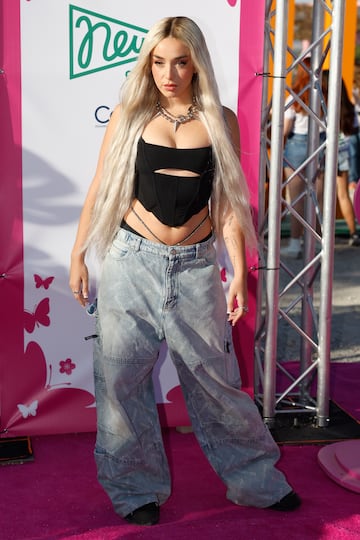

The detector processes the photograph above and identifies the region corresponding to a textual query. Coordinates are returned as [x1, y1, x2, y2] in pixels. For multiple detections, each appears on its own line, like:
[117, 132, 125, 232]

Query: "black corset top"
[134, 137, 214, 227]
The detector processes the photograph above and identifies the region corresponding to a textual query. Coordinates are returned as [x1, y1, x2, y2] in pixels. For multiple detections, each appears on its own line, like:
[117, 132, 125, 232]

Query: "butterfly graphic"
[7, 341, 96, 434]
[34, 274, 54, 290]
[24, 297, 50, 333]
[17, 400, 38, 419]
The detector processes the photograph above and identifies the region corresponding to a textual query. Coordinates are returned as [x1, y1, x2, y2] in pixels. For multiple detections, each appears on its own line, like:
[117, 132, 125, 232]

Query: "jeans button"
[170, 248, 177, 255]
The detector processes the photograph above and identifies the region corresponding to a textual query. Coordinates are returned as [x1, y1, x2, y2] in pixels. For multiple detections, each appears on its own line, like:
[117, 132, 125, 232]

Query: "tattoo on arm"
[223, 214, 246, 274]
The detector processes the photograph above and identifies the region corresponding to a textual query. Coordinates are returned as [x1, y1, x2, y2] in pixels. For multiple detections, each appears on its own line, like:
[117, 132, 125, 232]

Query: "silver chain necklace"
[156, 101, 198, 132]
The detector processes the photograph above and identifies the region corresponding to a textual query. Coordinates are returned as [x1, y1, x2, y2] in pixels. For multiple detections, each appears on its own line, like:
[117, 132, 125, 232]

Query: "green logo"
[69, 5, 148, 79]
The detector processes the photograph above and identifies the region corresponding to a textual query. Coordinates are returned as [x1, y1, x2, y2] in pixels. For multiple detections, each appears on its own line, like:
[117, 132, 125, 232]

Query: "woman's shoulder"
[222, 106, 239, 132]
[99, 104, 123, 151]
[110, 103, 122, 120]
[284, 95, 296, 115]
[221, 106, 240, 151]
[104, 104, 123, 135]
[222, 105, 237, 122]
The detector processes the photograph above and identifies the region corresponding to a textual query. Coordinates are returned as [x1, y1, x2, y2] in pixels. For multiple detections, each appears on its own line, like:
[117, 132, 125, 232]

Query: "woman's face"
[151, 37, 196, 101]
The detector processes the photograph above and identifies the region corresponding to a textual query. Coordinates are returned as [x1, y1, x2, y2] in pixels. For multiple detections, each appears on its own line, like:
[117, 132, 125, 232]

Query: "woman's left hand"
[227, 278, 248, 326]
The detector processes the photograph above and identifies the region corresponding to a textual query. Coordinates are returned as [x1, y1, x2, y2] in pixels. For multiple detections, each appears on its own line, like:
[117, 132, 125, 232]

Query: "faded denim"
[93, 228, 292, 517]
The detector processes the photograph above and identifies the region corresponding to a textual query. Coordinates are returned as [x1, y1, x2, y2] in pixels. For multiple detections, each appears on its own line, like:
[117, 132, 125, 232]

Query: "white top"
[284, 95, 309, 135]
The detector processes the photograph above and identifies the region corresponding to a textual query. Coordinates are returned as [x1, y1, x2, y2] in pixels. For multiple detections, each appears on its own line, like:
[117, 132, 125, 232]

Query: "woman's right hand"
[69, 256, 89, 307]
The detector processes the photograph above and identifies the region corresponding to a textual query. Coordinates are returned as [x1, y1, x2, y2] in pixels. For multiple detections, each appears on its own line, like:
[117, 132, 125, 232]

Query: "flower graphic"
[59, 358, 76, 375]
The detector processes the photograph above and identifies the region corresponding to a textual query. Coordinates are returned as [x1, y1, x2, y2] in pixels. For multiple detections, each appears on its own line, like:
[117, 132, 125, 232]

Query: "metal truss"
[255, 0, 346, 427]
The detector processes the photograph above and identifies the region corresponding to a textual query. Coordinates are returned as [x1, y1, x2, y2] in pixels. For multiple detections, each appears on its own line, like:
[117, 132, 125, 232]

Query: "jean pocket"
[108, 238, 132, 260]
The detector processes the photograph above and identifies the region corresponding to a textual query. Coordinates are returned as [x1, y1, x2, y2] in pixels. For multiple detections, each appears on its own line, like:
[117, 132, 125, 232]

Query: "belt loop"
[132, 235, 141, 252]
[196, 241, 205, 259]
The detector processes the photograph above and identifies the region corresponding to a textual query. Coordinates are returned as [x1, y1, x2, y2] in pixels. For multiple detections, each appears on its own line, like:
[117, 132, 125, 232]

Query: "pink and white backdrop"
[0, 0, 264, 436]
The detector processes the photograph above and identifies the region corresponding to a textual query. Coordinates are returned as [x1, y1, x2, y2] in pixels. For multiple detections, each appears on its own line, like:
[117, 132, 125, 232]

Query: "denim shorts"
[283, 133, 308, 170]
[347, 131, 360, 182]
[338, 137, 350, 173]
[283, 132, 326, 171]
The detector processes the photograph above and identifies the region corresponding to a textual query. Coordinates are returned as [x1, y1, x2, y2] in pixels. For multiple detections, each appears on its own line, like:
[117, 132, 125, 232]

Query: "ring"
[73, 290, 80, 294]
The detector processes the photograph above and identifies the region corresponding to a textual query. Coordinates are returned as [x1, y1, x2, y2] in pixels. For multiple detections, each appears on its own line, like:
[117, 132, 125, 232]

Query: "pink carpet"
[1, 362, 359, 540]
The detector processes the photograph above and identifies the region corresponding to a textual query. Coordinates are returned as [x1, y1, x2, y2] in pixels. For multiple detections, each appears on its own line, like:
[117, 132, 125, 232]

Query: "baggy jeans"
[93, 228, 292, 517]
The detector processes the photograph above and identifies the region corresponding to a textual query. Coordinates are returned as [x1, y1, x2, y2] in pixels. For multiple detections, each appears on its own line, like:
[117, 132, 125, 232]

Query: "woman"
[322, 72, 360, 246]
[281, 58, 325, 258]
[70, 16, 300, 526]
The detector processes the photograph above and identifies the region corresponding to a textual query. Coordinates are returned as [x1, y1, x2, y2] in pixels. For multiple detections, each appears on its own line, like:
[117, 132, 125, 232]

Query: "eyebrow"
[152, 54, 189, 60]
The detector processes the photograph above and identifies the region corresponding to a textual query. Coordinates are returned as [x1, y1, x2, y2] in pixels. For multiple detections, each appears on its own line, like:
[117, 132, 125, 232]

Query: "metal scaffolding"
[255, 0, 346, 427]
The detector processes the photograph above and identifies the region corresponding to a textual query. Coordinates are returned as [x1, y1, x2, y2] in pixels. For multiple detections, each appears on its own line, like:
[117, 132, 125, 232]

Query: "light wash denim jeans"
[93, 228, 292, 517]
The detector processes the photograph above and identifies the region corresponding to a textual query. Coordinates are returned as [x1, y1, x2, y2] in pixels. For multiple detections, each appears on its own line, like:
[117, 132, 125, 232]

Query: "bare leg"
[281, 167, 304, 257]
[285, 167, 305, 239]
[336, 171, 357, 235]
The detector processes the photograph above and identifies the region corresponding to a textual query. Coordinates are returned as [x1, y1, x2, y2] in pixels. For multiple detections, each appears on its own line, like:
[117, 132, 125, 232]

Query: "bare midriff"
[124, 198, 212, 246]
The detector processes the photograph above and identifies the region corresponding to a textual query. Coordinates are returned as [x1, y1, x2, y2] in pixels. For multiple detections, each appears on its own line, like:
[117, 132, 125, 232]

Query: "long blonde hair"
[87, 16, 257, 256]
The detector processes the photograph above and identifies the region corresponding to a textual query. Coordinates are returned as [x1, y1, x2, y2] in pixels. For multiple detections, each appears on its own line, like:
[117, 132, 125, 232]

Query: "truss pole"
[317, 0, 345, 427]
[256, 0, 346, 427]
[262, 1, 289, 424]
[299, 0, 325, 400]
[255, 0, 274, 396]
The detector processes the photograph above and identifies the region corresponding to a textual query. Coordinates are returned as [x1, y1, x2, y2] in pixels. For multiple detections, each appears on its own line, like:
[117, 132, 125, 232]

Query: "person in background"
[322, 71, 360, 247]
[69, 16, 301, 526]
[348, 81, 360, 199]
[281, 58, 324, 258]
[352, 80, 360, 122]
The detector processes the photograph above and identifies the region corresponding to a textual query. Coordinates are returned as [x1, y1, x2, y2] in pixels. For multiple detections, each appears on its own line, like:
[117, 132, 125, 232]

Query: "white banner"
[15, 0, 244, 432]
